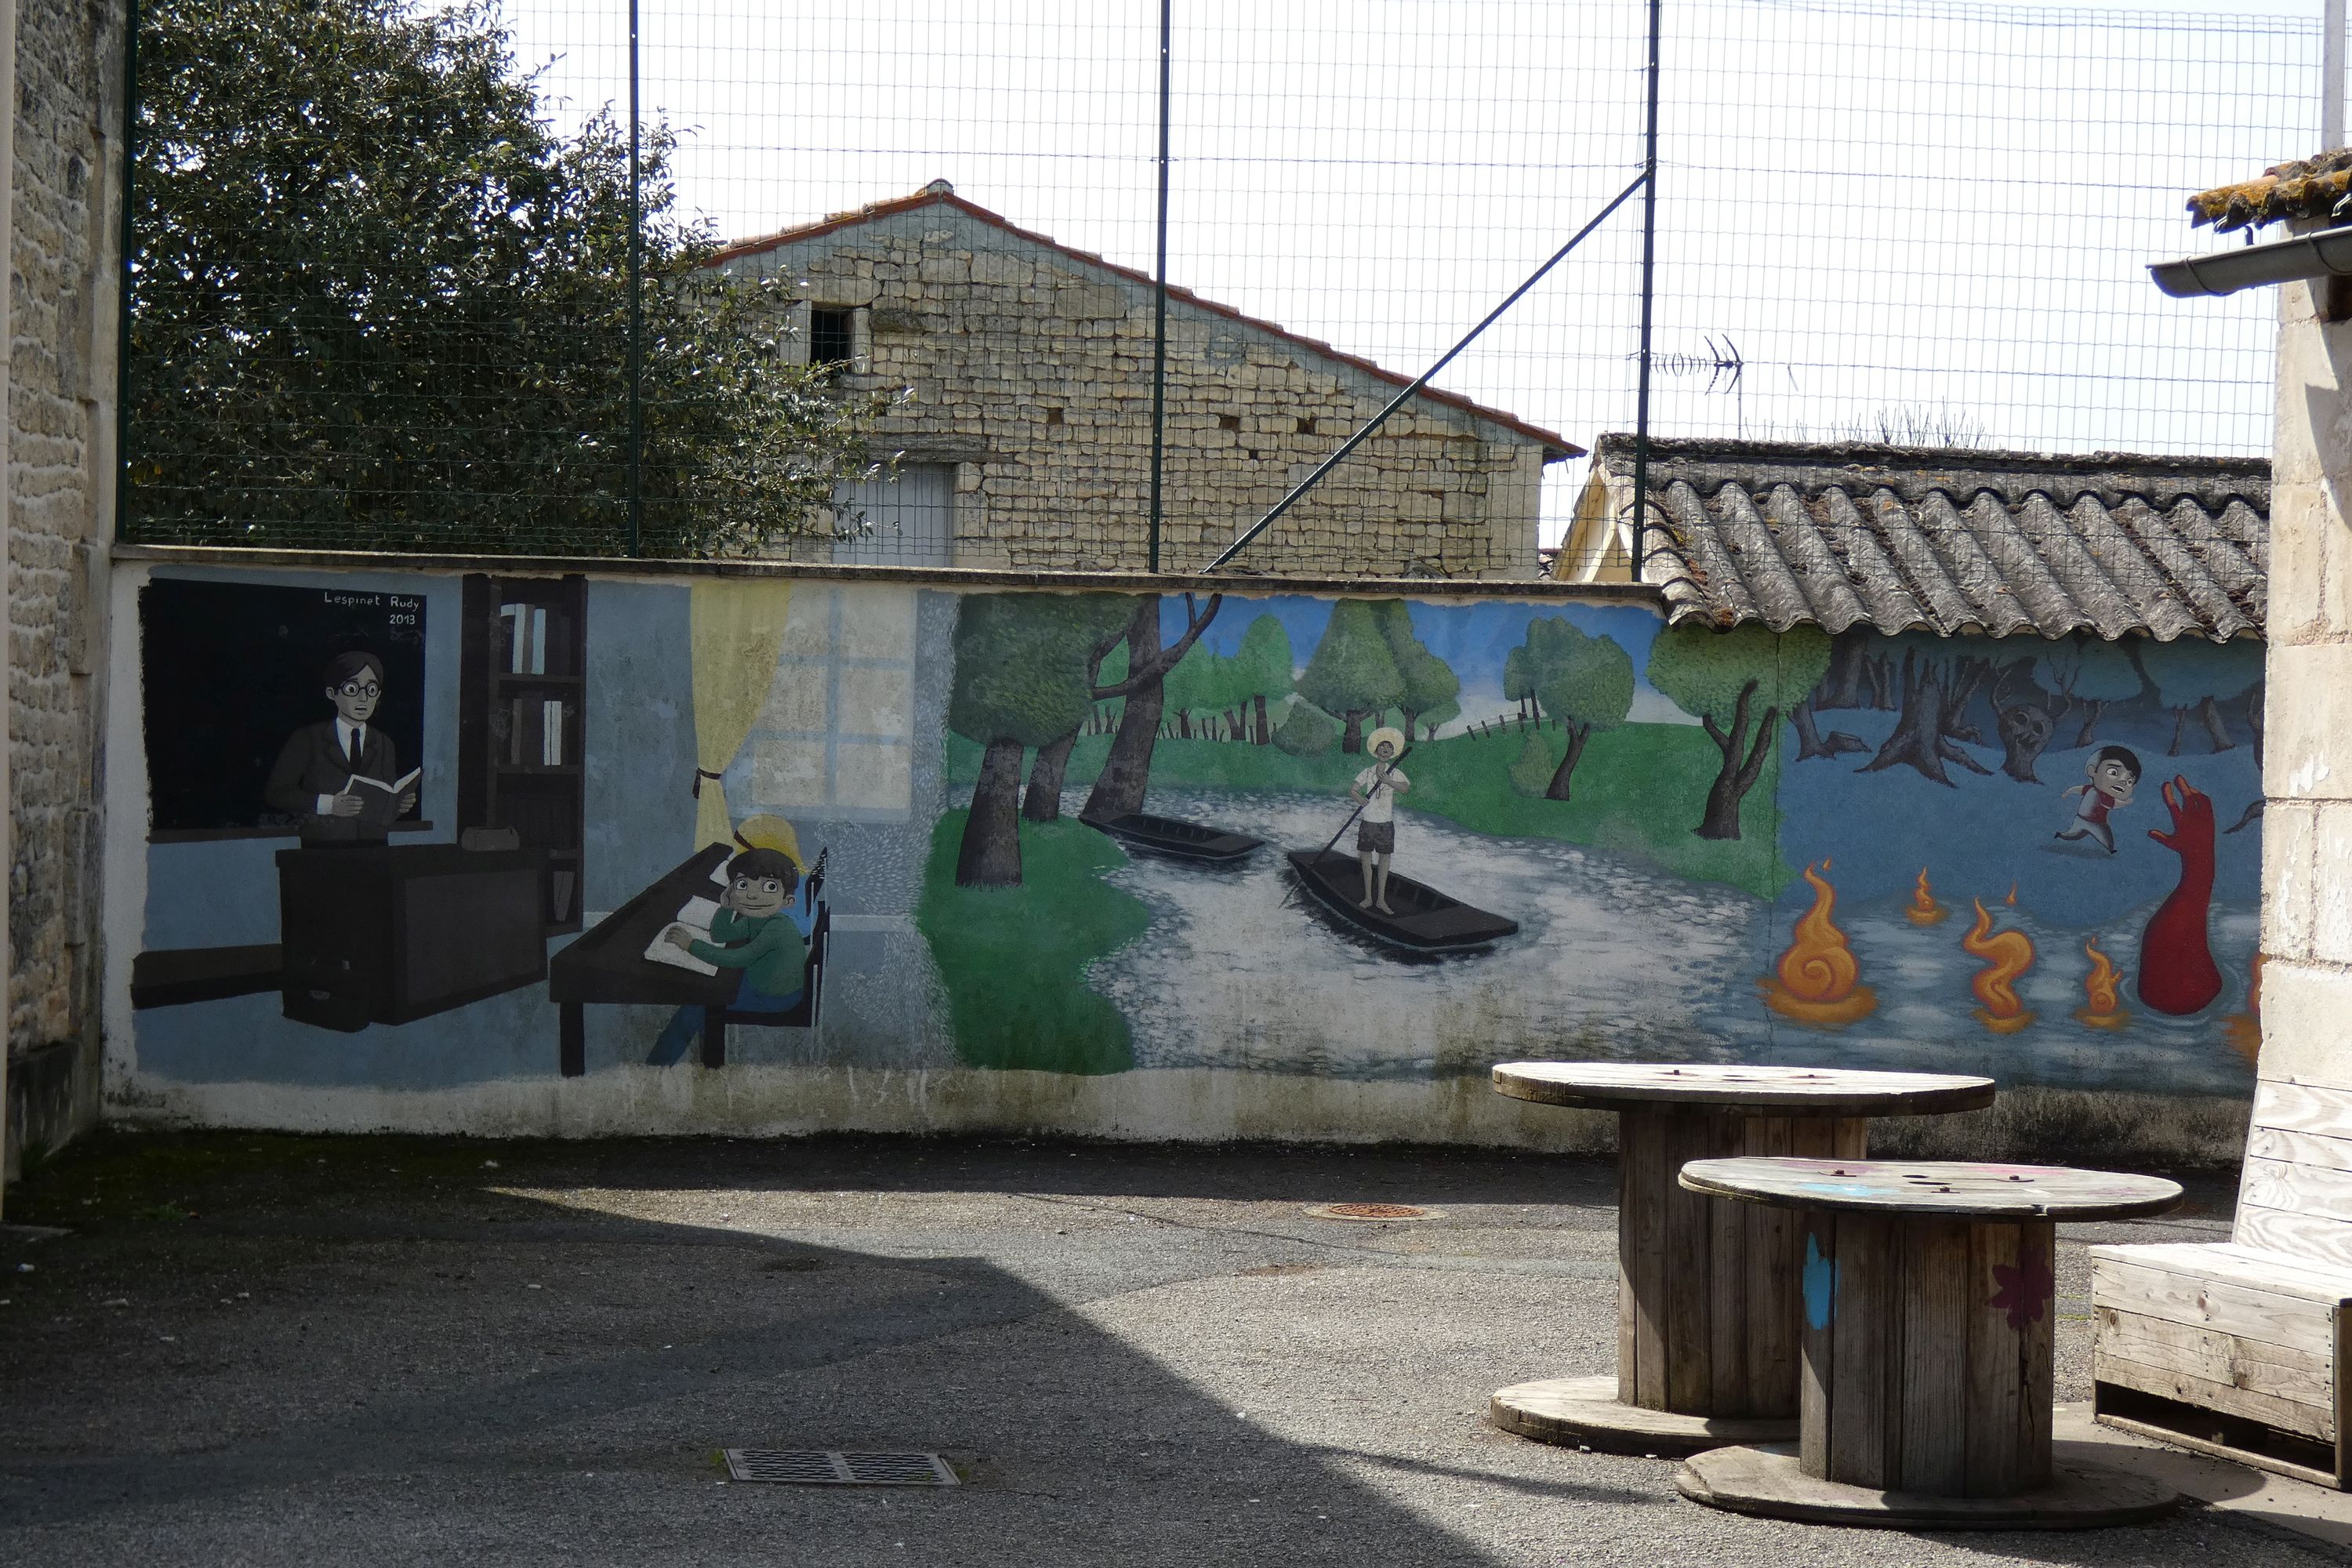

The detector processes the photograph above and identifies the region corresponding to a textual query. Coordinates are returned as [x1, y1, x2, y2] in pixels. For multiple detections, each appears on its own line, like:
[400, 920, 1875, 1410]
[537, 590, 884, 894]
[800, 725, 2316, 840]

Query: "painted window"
[733, 583, 918, 822]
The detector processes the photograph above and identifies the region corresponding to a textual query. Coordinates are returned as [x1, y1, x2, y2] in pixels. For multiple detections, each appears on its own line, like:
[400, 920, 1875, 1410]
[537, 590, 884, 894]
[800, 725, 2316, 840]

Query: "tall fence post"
[625, 0, 644, 556]
[1148, 0, 1172, 573]
[1631, 0, 1661, 583]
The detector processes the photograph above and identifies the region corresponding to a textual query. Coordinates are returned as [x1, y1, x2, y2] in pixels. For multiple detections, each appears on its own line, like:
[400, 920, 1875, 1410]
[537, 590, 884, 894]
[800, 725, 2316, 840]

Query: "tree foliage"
[1647, 624, 1831, 839]
[1297, 601, 1406, 753]
[1370, 601, 1460, 739]
[129, 0, 891, 554]
[1512, 618, 1634, 801]
[1273, 701, 1339, 757]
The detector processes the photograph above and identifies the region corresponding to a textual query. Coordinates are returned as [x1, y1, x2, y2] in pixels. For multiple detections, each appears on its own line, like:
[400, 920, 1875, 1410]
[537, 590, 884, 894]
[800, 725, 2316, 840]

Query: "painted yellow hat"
[731, 812, 804, 868]
[1367, 726, 1407, 757]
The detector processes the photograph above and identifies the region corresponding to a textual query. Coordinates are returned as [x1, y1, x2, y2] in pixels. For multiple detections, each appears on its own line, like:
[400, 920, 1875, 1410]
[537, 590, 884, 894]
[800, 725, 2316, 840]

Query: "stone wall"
[2259, 270, 2352, 1087]
[724, 198, 1557, 579]
[8, 0, 123, 1151]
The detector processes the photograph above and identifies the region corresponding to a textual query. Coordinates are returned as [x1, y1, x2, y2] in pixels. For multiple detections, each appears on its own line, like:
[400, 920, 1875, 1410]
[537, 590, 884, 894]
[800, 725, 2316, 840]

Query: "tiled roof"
[712, 182, 1581, 459]
[2188, 147, 2352, 231]
[1594, 435, 2268, 641]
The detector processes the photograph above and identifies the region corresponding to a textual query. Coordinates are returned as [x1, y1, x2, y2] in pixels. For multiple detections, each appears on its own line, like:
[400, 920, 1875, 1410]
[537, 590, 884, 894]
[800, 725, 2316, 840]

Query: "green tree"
[1080, 594, 1225, 822]
[1646, 624, 1831, 840]
[949, 595, 1131, 884]
[1507, 732, 1555, 798]
[2034, 635, 2143, 748]
[130, 0, 889, 554]
[1371, 601, 1461, 742]
[1296, 601, 1406, 753]
[1516, 618, 1635, 801]
[1503, 646, 1534, 724]
[1230, 615, 1295, 744]
[2137, 637, 2263, 755]
[1273, 701, 1339, 757]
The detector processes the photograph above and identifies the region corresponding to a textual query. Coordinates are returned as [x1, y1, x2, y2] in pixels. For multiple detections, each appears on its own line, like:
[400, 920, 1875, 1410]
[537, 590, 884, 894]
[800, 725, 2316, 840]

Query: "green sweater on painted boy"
[688, 907, 808, 1000]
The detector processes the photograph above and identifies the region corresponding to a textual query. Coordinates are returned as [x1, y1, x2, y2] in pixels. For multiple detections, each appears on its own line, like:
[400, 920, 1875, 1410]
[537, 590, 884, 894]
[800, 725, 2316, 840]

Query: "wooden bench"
[2091, 1073, 2352, 1487]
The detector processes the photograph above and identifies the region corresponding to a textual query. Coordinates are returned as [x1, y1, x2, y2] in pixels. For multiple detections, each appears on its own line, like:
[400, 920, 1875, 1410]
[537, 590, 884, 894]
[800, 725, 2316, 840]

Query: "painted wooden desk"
[1488, 1062, 1995, 1454]
[1674, 1157, 2183, 1529]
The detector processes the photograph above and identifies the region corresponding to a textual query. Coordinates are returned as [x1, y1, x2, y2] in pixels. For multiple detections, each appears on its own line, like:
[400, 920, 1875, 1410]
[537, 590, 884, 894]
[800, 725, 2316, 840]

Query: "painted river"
[1073, 787, 2258, 1094]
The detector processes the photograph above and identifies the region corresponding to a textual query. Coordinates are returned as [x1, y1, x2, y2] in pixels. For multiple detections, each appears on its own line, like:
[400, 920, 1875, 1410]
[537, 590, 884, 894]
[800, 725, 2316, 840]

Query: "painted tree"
[1080, 593, 1225, 822]
[1020, 601, 1134, 824]
[1415, 691, 1461, 742]
[2034, 635, 2143, 747]
[1987, 659, 2056, 783]
[1854, 636, 2002, 786]
[2137, 636, 2265, 755]
[1230, 615, 1295, 744]
[950, 594, 1131, 885]
[1273, 700, 1339, 756]
[1515, 617, 1634, 801]
[1646, 624, 1831, 839]
[1370, 601, 1461, 742]
[1295, 601, 1406, 754]
[1502, 645, 1534, 724]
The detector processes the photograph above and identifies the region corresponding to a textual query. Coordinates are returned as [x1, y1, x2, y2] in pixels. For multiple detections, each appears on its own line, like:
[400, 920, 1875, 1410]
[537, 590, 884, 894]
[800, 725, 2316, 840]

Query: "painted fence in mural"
[108, 564, 2266, 1135]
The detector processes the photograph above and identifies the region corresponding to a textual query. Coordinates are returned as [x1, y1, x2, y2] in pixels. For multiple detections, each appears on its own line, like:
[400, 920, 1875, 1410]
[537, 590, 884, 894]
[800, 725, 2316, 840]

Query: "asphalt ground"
[0, 1130, 2327, 1567]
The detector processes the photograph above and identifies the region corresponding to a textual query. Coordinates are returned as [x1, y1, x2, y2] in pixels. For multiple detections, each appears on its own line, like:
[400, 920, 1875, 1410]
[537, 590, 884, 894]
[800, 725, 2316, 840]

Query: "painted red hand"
[2139, 775, 2223, 1015]
[2147, 775, 2214, 860]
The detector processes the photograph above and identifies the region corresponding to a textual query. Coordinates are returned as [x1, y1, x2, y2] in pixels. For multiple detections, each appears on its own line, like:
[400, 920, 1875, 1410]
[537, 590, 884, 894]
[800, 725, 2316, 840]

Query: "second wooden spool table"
[1489, 1062, 1995, 1454]
[1674, 1157, 2183, 1528]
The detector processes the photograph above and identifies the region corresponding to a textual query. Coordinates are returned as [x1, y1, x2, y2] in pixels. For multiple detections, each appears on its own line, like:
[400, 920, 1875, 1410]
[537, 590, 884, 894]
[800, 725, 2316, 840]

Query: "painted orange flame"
[2224, 953, 2264, 1063]
[1963, 898, 2038, 1034]
[1906, 866, 1948, 927]
[2005, 880, 2019, 907]
[2074, 938, 2129, 1030]
[1759, 858, 1878, 1027]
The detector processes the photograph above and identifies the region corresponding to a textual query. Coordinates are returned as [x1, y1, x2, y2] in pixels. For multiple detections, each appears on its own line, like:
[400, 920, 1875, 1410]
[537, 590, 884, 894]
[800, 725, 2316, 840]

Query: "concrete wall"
[5, 0, 125, 1171]
[2258, 275, 2352, 1087]
[721, 198, 1555, 579]
[101, 555, 2264, 1159]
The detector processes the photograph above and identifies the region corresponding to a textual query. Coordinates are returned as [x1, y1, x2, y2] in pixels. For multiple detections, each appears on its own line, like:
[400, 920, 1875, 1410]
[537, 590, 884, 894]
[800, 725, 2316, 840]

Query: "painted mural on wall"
[916, 593, 2262, 1095]
[124, 568, 2263, 1112]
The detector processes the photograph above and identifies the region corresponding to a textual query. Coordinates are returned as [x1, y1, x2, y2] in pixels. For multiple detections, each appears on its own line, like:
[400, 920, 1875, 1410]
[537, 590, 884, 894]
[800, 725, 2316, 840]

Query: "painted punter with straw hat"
[1351, 727, 1412, 914]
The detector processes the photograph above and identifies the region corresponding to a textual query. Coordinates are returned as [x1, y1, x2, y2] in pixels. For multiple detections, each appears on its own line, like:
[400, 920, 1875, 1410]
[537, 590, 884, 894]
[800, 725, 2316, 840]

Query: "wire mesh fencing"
[123, 0, 2320, 574]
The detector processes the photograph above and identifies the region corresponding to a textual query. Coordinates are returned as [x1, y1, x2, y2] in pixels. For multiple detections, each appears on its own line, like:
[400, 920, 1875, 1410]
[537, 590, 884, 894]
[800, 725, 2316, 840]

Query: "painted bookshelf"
[459, 575, 586, 934]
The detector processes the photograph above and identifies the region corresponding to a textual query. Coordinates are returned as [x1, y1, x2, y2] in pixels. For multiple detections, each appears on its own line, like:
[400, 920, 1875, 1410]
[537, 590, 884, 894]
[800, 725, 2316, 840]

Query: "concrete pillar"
[2258, 274, 2352, 1084]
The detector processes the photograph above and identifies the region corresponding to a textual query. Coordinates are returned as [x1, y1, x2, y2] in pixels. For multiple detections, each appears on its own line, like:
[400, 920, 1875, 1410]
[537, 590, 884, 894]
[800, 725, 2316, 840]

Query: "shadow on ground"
[0, 1131, 2308, 1567]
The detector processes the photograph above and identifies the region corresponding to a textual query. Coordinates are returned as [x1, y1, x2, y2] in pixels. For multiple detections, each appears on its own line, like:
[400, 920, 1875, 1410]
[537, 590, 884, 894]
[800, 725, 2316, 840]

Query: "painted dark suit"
[265, 720, 399, 843]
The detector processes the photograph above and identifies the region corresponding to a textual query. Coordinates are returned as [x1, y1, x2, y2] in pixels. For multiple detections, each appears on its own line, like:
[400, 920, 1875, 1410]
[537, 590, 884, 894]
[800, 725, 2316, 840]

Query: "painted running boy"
[2053, 745, 2142, 855]
[1352, 727, 1412, 913]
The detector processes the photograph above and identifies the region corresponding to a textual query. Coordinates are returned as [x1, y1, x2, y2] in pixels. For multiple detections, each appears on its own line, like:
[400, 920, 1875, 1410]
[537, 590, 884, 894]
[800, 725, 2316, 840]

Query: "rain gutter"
[2151, 225, 2352, 298]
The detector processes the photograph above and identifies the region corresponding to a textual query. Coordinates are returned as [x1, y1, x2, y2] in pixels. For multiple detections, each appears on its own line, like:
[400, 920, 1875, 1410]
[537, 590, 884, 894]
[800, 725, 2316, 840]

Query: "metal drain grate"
[723, 1450, 960, 1486]
[1305, 1202, 1434, 1221]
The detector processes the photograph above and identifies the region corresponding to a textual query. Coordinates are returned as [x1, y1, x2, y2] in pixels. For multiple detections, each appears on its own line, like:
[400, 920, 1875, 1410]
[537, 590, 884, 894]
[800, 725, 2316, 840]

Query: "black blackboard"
[141, 579, 428, 834]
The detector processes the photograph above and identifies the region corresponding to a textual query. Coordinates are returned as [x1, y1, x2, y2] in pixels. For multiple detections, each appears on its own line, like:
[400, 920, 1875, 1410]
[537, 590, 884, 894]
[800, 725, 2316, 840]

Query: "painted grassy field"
[913, 810, 1152, 1073]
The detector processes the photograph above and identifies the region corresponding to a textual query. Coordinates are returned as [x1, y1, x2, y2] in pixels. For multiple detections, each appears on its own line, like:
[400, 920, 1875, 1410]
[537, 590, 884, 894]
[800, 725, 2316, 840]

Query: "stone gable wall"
[9, 0, 122, 1104]
[726, 206, 1551, 579]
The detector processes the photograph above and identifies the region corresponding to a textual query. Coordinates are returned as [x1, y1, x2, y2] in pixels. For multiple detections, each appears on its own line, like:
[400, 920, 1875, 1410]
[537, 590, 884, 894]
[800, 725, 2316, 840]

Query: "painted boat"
[1083, 811, 1263, 864]
[1283, 848, 1519, 956]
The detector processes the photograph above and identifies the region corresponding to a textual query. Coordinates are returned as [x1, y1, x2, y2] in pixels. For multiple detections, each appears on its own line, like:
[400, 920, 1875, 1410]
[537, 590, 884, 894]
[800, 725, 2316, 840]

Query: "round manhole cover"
[1305, 1202, 1435, 1221]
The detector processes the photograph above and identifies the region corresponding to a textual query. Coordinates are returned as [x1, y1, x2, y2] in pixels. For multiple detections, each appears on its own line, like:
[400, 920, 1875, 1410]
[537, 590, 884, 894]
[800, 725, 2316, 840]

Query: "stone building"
[2175, 152, 2352, 1091]
[712, 181, 1578, 579]
[2, 0, 125, 1186]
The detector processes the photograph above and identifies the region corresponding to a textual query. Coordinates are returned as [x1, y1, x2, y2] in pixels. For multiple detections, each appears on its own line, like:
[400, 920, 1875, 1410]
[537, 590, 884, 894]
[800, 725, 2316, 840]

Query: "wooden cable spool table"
[1673, 1157, 2183, 1529]
[1488, 1062, 1994, 1455]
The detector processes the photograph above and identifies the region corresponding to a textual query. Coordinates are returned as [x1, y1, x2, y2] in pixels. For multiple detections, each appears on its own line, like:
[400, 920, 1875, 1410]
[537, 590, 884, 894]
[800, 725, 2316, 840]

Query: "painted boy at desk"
[648, 848, 809, 1065]
[263, 651, 417, 843]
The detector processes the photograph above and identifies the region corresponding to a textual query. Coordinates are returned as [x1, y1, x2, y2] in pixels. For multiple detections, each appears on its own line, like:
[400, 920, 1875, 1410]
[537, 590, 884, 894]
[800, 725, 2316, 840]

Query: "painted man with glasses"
[264, 650, 416, 842]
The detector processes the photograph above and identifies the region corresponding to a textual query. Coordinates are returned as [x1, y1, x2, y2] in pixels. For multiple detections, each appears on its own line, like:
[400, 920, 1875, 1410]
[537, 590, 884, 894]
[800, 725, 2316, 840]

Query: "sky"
[487, 0, 2327, 552]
